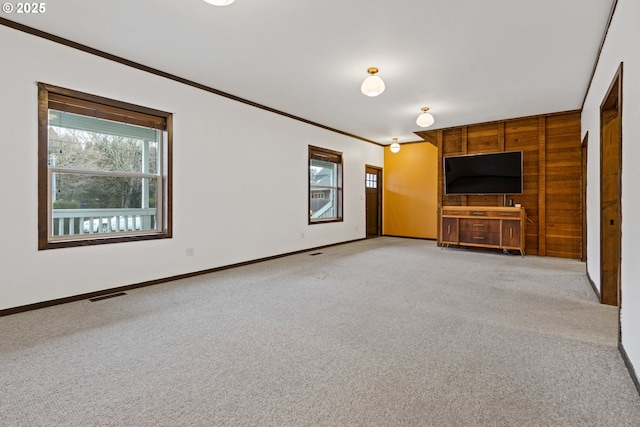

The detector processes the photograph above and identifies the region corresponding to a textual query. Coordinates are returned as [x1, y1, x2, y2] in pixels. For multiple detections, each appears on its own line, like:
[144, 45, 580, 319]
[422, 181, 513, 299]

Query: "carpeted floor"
[1, 237, 639, 426]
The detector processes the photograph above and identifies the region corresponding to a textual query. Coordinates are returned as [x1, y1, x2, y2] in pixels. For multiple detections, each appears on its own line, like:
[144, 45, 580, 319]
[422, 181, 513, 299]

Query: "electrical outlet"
[186, 248, 194, 257]
[300, 232, 305, 239]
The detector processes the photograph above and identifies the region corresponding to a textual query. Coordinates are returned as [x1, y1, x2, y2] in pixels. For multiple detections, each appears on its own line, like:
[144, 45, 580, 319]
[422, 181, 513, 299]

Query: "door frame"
[581, 132, 588, 263]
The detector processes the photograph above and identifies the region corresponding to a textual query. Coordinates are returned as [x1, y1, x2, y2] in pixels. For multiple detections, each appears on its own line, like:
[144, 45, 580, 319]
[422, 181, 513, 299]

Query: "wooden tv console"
[441, 206, 526, 256]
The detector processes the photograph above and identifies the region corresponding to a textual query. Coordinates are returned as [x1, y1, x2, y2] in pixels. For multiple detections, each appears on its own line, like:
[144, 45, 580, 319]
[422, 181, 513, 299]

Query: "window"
[309, 146, 343, 223]
[366, 172, 378, 188]
[38, 83, 172, 249]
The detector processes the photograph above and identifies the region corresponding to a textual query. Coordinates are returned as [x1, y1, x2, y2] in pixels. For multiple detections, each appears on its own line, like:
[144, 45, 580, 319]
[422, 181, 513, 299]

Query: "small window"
[366, 173, 378, 188]
[309, 146, 343, 223]
[38, 83, 172, 249]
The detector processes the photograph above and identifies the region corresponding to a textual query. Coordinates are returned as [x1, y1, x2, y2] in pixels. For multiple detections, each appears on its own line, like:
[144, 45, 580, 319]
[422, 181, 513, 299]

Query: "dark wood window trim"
[308, 145, 343, 224]
[38, 83, 173, 249]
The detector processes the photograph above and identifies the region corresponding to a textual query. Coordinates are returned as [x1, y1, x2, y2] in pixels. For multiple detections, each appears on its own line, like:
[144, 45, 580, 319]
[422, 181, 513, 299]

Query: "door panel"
[600, 109, 620, 306]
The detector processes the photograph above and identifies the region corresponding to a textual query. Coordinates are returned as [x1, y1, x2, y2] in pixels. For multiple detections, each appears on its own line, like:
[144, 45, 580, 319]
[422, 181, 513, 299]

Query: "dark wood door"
[600, 68, 621, 307]
[600, 109, 621, 306]
[365, 166, 382, 237]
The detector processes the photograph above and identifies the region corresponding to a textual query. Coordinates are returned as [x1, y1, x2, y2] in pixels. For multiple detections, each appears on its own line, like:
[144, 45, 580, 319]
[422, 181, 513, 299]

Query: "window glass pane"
[48, 110, 160, 174]
[366, 173, 377, 188]
[310, 188, 336, 219]
[52, 173, 157, 236]
[310, 159, 336, 187]
[367, 172, 378, 188]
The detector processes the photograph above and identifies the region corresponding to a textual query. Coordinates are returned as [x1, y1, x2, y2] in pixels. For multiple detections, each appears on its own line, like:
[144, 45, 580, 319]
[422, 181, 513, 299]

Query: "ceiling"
[4, 0, 613, 145]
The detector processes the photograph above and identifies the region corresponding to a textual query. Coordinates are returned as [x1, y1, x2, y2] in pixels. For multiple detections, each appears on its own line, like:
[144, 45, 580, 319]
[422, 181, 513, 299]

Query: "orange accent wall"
[383, 142, 438, 238]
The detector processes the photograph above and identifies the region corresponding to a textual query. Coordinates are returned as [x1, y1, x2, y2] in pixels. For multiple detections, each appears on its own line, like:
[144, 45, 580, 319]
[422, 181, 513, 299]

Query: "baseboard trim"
[619, 342, 640, 397]
[586, 267, 601, 302]
[382, 234, 437, 241]
[0, 238, 366, 317]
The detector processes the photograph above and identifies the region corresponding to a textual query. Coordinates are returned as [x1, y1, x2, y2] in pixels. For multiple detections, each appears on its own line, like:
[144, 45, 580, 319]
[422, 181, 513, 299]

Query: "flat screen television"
[443, 151, 523, 195]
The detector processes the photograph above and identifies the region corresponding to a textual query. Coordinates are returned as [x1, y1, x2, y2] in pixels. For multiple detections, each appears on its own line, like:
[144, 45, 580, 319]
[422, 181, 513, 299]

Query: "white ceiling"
[4, 0, 613, 144]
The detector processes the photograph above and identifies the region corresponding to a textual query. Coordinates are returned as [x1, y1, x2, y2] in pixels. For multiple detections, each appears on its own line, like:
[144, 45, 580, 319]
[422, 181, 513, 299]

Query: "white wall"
[0, 25, 383, 310]
[581, 0, 640, 374]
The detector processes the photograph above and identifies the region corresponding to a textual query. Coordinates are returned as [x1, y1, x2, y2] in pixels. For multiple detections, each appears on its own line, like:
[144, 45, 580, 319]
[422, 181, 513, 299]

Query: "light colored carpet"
[1, 237, 639, 426]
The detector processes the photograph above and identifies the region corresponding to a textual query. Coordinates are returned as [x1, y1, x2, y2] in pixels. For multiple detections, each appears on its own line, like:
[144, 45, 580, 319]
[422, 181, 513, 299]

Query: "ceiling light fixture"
[361, 67, 385, 97]
[416, 107, 435, 127]
[203, 0, 236, 6]
[390, 138, 400, 153]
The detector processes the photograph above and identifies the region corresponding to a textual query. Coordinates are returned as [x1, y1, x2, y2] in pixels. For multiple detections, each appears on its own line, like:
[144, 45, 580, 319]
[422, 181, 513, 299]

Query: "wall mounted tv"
[443, 150, 523, 195]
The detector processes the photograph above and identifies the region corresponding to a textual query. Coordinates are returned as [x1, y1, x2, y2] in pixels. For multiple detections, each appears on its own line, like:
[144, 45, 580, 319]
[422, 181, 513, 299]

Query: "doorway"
[365, 165, 382, 237]
[599, 64, 622, 307]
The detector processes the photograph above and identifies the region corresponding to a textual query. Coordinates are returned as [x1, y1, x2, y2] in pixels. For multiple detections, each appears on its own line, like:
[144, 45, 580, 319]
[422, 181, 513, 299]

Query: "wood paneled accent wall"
[416, 111, 582, 259]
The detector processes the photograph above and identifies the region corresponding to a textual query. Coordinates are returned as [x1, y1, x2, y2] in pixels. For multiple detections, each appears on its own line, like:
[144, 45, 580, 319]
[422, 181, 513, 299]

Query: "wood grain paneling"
[545, 112, 581, 258]
[468, 123, 500, 153]
[417, 110, 582, 259]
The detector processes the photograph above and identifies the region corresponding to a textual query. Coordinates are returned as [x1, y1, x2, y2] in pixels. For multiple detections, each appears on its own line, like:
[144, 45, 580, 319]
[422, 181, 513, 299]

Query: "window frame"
[308, 145, 343, 224]
[38, 83, 173, 249]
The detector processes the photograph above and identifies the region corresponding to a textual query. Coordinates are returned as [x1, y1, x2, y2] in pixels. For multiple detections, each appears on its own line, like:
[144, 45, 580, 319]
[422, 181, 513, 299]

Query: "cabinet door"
[501, 220, 521, 248]
[441, 217, 458, 243]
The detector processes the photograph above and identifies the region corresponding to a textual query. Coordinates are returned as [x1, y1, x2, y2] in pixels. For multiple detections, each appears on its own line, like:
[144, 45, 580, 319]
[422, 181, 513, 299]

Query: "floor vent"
[309, 252, 323, 256]
[89, 292, 127, 302]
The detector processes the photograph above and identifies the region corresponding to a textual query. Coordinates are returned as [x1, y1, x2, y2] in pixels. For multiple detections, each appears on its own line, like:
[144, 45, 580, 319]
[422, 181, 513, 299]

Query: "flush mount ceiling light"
[203, 0, 236, 5]
[390, 138, 400, 153]
[361, 67, 385, 97]
[416, 107, 435, 127]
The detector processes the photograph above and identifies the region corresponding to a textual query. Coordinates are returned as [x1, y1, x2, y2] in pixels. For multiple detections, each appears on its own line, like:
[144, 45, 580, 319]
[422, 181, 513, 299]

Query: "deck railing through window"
[51, 208, 156, 236]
